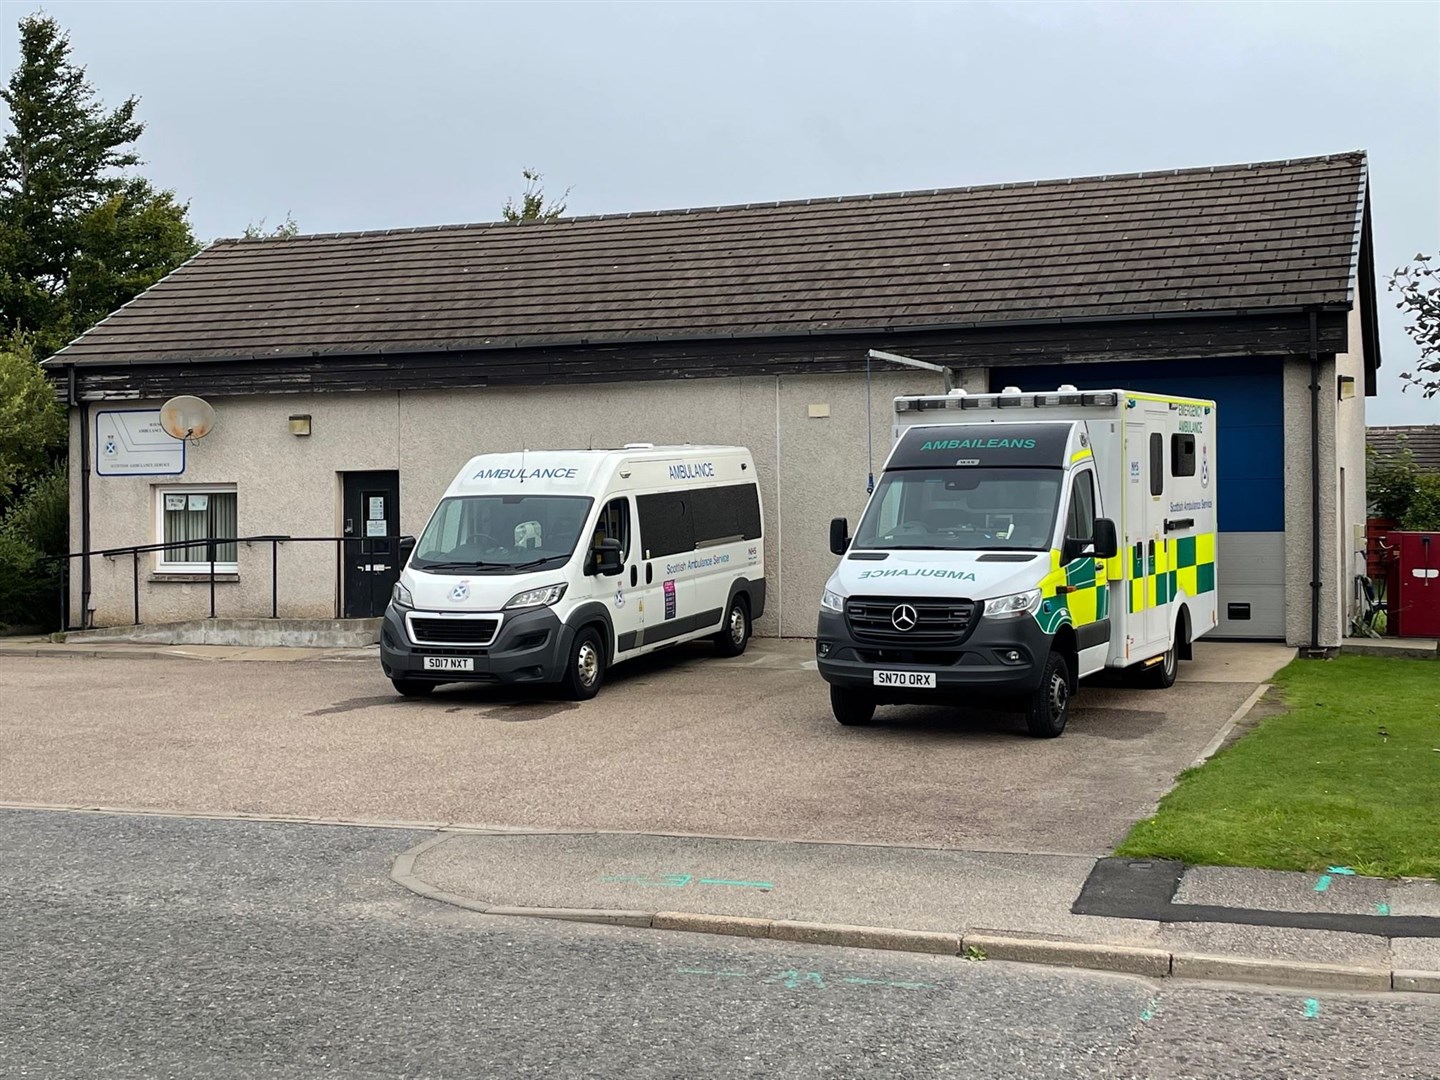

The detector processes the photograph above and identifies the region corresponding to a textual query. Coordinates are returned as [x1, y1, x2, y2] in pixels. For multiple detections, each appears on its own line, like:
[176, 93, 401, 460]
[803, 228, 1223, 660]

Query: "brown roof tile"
[52, 152, 1368, 365]
[1369, 426, 1440, 474]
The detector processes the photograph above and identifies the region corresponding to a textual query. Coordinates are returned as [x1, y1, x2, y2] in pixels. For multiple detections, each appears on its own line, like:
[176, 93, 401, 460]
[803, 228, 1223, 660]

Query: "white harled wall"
[69, 370, 932, 636]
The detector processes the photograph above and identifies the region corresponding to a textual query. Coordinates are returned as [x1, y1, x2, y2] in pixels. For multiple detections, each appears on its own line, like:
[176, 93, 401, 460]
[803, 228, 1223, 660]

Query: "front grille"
[845, 596, 977, 646]
[409, 616, 501, 646]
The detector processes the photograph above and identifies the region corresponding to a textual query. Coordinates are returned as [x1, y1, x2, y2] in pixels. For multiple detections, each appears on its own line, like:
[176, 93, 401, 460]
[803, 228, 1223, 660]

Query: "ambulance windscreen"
[412, 494, 594, 573]
[851, 467, 1063, 552]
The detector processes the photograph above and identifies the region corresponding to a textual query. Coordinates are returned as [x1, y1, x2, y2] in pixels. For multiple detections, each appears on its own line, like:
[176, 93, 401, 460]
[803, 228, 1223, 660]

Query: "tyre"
[1024, 650, 1071, 738]
[561, 626, 606, 701]
[391, 678, 436, 698]
[714, 596, 751, 657]
[1136, 640, 1179, 689]
[831, 685, 876, 726]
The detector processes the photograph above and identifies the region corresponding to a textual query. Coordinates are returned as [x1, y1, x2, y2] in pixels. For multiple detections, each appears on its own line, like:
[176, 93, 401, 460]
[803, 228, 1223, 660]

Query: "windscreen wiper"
[415, 560, 489, 570]
[507, 555, 560, 572]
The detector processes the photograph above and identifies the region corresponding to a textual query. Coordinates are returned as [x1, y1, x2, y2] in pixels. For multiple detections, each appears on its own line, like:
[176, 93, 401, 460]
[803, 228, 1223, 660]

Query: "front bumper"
[380, 603, 571, 684]
[814, 607, 1053, 700]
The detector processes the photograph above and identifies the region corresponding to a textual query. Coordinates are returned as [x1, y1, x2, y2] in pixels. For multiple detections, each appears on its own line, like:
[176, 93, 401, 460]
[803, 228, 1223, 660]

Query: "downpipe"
[1305, 309, 1324, 658]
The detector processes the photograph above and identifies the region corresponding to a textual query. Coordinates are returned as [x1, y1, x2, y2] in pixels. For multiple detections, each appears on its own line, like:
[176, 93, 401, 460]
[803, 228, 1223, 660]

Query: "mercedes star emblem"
[891, 604, 919, 632]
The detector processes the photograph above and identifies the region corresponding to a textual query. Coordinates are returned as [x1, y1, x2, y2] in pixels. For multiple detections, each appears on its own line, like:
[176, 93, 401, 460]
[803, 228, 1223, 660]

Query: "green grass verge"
[1116, 655, 1440, 879]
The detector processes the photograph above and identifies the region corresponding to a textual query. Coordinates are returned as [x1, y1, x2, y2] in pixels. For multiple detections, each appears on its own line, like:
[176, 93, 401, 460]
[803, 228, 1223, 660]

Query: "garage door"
[1000, 358, 1286, 640]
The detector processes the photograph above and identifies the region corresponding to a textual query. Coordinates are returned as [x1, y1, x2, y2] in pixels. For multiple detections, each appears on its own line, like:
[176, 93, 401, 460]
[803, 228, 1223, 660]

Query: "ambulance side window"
[1066, 470, 1096, 544]
[1149, 433, 1164, 496]
[637, 493, 694, 557]
[1171, 434, 1197, 477]
[594, 498, 631, 562]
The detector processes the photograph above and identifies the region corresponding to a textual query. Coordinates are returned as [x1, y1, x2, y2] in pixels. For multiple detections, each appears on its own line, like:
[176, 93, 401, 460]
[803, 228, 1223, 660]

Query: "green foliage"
[1402, 471, 1440, 531]
[501, 168, 569, 224]
[1368, 440, 1440, 529]
[0, 339, 66, 507]
[0, 13, 200, 357]
[241, 213, 300, 240]
[1116, 656, 1440, 879]
[0, 462, 66, 629]
[1389, 253, 1439, 398]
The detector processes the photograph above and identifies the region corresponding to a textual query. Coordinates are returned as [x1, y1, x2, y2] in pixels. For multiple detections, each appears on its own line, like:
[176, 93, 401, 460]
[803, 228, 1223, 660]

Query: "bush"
[0, 464, 67, 631]
[1403, 472, 1440, 532]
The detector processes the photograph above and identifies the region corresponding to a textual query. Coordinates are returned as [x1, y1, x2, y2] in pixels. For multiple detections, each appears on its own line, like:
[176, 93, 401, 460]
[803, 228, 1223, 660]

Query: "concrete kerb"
[388, 836, 1440, 995]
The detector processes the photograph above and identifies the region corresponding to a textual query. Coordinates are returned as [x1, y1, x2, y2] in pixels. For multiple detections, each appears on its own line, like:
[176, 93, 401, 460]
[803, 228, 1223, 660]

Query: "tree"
[1389, 253, 1439, 398]
[0, 13, 200, 358]
[501, 168, 569, 224]
[0, 338, 65, 509]
[242, 213, 300, 240]
[0, 338, 65, 630]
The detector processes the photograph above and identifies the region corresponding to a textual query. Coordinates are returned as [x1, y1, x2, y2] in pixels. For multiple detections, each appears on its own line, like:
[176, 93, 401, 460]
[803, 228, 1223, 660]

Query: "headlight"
[391, 581, 414, 609]
[820, 587, 846, 613]
[984, 588, 1042, 620]
[505, 583, 568, 609]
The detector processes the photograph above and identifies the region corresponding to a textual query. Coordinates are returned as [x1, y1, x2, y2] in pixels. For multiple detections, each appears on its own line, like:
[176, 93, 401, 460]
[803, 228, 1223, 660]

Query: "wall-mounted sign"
[96, 410, 185, 477]
[368, 497, 385, 520]
[365, 519, 387, 538]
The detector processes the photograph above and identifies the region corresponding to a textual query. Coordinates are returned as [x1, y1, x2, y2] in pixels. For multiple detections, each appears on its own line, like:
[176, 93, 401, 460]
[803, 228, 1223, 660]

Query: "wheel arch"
[564, 602, 616, 661]
[1051, 621, 1080, 692]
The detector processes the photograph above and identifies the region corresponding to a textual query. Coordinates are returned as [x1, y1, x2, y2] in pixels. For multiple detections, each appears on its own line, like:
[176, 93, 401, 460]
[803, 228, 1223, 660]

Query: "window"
[411, 494, 593, 573]
[1066, 470, 1096, 543]
[591, 497, 632, 568]
[637, 492, 694, 558]
[691, 484, 762, 547]
[1149, 433, 1164, 496]
[852, 468, 1063, 551]
[156, 486, 238, 573]
[1171, 433, 1197, 477]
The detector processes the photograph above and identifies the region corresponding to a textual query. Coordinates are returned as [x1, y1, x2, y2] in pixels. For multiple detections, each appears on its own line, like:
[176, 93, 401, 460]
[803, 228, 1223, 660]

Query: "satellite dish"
[159, 396, 216, 441]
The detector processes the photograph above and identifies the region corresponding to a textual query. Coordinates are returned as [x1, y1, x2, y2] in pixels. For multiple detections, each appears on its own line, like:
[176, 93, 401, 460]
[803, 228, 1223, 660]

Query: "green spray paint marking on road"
[698, 878, 774, 890]
[1377, 902, 1391, 915]
[1314, 875, 1332, 892]
[1139, 999, 1160, 1022]
[599, 872, 774, 890]
[1303, 999, 1320, 1019]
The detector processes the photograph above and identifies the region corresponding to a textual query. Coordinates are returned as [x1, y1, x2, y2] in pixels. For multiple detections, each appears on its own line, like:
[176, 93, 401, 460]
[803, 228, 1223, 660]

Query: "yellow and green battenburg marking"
[1035, 551, 1109, 634]
[1128, 533, 1216, 613]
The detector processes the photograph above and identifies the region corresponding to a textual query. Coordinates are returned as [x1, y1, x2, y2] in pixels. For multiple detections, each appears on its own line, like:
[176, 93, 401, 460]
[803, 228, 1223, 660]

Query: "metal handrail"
[56, 533, 414, 630]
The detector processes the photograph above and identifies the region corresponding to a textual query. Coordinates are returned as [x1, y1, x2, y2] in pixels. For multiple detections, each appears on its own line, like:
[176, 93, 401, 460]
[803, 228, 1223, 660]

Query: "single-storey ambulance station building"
[45, 151, 1380, 653]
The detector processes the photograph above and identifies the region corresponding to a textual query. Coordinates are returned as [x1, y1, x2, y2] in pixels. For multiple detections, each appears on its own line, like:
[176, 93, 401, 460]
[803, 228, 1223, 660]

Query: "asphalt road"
[2, 809, 1436, 1080]
[0, 640, 1275, 852]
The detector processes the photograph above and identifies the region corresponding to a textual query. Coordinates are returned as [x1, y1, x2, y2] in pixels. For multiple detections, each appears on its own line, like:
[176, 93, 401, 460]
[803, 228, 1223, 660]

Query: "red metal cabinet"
[1389, 531, 1440, 638]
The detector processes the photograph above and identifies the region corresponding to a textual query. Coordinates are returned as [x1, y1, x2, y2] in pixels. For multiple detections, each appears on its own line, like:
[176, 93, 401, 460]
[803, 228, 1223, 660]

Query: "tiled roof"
[51, 151, 1368, 365]
[1369, 425, 1440, 474]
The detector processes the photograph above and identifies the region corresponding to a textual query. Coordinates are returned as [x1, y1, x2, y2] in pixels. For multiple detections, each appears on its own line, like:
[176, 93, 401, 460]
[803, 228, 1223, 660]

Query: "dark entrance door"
[341, 470, 400, 618]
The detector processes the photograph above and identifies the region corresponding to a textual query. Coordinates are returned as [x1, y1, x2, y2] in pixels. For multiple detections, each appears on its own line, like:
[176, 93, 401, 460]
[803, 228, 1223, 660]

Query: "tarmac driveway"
[0, 639, 1290, 854]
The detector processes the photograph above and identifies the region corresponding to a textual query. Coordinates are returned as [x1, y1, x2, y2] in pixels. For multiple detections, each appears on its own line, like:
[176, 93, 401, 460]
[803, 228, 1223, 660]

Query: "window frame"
[154, 484, 239, 574]
[1066, 468, 1097, 545]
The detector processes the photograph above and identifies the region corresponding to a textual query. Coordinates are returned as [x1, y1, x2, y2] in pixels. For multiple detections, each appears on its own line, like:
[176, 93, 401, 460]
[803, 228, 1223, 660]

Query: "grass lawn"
[1116, 655, 1440, 879]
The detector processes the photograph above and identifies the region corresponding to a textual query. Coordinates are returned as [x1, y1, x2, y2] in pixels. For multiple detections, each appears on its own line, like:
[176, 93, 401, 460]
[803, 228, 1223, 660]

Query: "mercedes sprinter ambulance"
[817, 386, 1218, 737]
[383, 445, 765, 699]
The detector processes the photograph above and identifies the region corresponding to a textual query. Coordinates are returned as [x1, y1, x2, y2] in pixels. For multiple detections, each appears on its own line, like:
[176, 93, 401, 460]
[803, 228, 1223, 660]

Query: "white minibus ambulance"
[817, 386, 1218, 737]
[382, 445, 765, 699]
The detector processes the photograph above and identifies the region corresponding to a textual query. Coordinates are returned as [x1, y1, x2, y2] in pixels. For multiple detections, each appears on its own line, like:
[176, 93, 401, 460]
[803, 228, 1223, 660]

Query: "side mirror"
[593, 538, 624, 577]
[1093, 518, 1119, 560]
[399, 535, 416, 565]
[829, 517, 850, 557]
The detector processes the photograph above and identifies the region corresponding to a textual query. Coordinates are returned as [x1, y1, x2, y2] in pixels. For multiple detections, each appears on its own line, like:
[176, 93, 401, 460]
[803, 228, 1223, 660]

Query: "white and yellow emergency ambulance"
[817, 386, 1218, 737]
[382, 445, 764, 699]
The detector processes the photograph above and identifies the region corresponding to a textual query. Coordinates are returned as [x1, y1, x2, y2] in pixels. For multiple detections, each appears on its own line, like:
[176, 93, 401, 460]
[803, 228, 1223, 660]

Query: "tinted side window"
[637, 492, 694, 558]
[1172, 433, 1197, 477]
[1149, 433, 1164, 496]
[692, 484, 762, 546]
[1067, 470, 1096, 543]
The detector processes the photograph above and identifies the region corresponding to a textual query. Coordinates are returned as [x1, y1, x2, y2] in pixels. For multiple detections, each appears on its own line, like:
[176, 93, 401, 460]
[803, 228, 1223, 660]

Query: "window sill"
[150, 573, 241, 584]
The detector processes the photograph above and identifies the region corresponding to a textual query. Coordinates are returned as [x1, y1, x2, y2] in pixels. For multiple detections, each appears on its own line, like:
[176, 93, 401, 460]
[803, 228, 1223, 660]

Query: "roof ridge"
[214, 151, 1368, 245]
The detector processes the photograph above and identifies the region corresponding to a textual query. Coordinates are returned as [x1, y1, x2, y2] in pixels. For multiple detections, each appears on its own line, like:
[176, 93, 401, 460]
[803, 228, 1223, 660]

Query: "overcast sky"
[5, 0, 1438, 423]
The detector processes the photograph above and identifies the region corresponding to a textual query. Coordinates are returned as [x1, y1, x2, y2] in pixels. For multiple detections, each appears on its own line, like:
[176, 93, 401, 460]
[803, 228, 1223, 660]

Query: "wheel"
[831, 685, 876, 726]
[561, 626, 606, 701]
[391, 678, 436, 698]
[1136, 640, 1178, 689]
[714, 596, 751, 657]
[1024, 650, 1071, 738]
